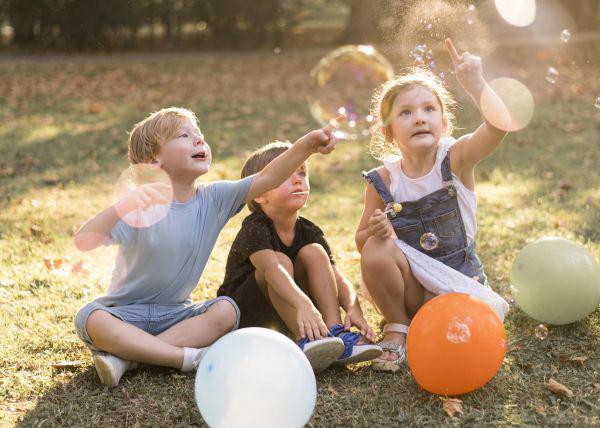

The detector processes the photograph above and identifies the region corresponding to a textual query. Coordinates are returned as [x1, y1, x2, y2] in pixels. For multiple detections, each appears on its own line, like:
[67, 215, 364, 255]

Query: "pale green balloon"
[510, 237, 600, 325]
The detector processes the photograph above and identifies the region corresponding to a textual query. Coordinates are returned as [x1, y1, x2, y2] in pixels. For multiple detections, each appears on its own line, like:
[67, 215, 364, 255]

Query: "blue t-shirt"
[95, 177, 253, 306]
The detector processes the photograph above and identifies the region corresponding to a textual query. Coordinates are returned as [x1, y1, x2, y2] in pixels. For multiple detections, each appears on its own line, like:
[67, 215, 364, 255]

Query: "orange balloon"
[406, 293, 507, 396]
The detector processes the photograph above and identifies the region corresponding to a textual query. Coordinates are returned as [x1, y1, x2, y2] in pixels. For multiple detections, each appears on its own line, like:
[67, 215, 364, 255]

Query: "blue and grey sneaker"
[329, 324, 383, 365]
[297, 336, 344, 372]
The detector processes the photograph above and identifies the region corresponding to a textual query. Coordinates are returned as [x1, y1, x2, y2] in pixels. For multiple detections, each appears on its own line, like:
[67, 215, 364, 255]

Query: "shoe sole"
[334, 345, 384, 365]
[93, 354, 119, 387]
[303, 338, 344, 372]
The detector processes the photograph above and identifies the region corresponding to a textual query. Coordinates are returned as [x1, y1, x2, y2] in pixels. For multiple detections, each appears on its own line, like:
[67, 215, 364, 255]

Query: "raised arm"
[245, 118, 342, 204]
[445, 38, 508, 182]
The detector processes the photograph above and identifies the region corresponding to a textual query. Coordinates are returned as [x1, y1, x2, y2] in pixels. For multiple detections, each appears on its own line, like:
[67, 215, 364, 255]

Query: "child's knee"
[207, 298, 239, 331]
[274, 252, 294, 275]
[361, 237, 396, 271]
[297, 243, 329, 265]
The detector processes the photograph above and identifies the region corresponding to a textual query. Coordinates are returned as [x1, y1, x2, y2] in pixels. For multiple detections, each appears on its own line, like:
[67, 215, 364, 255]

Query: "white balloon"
[195, 328, 316, 428]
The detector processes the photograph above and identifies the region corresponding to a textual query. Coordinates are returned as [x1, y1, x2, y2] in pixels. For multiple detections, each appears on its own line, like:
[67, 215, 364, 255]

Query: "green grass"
[1, 47, 599, 426]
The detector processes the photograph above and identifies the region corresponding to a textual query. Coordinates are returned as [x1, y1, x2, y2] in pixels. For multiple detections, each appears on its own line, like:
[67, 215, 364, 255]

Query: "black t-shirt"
[218, 210, 335, 296]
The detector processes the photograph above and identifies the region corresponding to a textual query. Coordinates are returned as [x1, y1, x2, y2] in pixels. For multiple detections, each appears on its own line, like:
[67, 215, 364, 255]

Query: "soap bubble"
[494, 0, 536, 27]
[114, 164, 173, 228]
[420, 232, 440, 251]
[308, 45, 394, 140]
[560, 29, 571, 43]
[480, 77, 534, 132]
[545, 67, 559, 84]
[594, 97, 600, 109]
[534, 324, 548, 340]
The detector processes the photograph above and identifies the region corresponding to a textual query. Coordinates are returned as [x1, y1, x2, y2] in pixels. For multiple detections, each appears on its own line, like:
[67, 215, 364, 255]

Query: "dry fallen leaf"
[593, 384, 600, 393]
[44, 258, 63, 270]
[71, 260, 90, 276]
[547, 378, 574, 398]
[441, 397, 463, 417]
[326, 383, 338, 396]
[534, 405, 546, 416]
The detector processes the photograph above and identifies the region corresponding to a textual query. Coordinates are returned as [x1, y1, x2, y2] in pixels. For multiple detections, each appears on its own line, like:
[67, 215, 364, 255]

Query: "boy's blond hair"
[128, 107, 198, 164]
[241, 141, 292, 212]
[370, 68, 456, 160]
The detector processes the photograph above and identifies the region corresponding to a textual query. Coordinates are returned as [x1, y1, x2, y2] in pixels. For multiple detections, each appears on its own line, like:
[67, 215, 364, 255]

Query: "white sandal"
[372, 323, 409, 372]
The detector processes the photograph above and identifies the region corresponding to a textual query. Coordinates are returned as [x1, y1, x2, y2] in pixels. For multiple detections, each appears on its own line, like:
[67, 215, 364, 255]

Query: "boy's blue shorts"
[74, 297, 240, 351]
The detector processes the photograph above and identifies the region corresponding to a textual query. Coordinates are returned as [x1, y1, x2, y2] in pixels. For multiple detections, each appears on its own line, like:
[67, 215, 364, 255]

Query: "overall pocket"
[393, 221, 425, 250]
[433, 209, 466, 255]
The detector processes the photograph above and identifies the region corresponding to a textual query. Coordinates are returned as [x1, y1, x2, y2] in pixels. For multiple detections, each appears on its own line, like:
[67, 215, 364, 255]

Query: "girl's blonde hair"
[370, 68, 456, 160]
[128, 107, 198, 164]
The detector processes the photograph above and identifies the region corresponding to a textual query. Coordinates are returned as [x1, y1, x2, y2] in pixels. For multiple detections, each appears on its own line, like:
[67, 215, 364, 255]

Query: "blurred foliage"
[0, 0, 597, 51]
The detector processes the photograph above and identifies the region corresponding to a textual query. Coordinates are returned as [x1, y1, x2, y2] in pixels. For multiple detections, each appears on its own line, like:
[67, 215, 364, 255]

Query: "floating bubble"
[308, 45, 394, 140]
[428, 61, 436, 70]
[534, 324, 548, 340]
[545, 67, 559, 84]
[446, 317, 472, 344]
[595, 97, 600, 109]
[468, 4, 475, 11]
[467, 16, 474, 25]
[494, 0, 536, 27]
[480, 77, 534, 132]
[560, 29, 571, 43]
[114, 164, 173, 228]
[420, 232, 440, 251]
[425, 49, 433, 60]
[439, 71, 446, 79]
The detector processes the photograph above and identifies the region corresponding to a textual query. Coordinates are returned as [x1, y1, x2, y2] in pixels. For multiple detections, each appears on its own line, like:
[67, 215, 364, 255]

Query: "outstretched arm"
[445, 38, 508, 181]
[245, 118, 342, 204]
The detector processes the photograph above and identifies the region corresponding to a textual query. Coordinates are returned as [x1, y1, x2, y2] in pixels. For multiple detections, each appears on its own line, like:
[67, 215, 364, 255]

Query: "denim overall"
[363, 152, 488, 285]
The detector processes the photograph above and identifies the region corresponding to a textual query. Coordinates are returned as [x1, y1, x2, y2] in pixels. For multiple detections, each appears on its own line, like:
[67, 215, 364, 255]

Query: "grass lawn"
[1, 44, 599, 426]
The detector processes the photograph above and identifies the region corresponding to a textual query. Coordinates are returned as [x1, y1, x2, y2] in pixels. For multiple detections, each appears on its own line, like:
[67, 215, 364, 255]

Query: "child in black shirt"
[218, 142, 382, 371]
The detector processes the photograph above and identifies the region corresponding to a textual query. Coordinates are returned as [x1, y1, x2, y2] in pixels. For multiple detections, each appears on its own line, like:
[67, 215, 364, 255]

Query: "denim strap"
[440, 151, 453, 183]
[362, 168, 395, 205]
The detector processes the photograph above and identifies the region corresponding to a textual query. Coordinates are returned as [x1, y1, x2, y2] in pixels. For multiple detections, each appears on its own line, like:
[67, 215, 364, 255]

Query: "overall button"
[448, 187, 456, 197]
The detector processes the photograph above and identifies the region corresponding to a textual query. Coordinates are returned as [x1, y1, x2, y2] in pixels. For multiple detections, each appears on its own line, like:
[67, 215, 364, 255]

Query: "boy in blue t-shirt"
[74, 107, 339, 386]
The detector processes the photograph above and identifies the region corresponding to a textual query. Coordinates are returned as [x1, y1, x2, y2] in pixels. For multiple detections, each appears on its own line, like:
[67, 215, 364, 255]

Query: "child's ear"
[441, 116, 449, 134]
[382, 126, 391, 141]
[254, 196, 267, 206]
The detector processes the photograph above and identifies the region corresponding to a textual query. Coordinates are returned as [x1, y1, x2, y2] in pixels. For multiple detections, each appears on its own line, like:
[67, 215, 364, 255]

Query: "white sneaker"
[300, 337, 344, 372]
[92, 352, 138, 387]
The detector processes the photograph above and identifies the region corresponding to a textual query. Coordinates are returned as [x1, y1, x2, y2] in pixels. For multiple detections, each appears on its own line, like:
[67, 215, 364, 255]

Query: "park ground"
[0, 40, 599, 426]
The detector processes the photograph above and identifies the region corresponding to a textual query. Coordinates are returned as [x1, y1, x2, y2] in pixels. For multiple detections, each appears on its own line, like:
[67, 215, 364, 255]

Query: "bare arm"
[245, 118, 341, 204]
[74, 182, 171, 251]
[250, 249, 328, 340]
[355, 168, 390, 252]
[333, 265, 376, 341]
[250, 249, 311, 308]
[444, 38, 508, 185]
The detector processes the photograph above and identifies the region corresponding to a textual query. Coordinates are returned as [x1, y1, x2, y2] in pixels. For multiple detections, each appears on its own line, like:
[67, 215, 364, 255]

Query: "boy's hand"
[445, 38, 486, 100]
[367, 209, 394, 240]
[296, 299, 329, 341]
[343, 303, 376, 342]
[116, 182, 172, 215]
[296, 115, 344, 155]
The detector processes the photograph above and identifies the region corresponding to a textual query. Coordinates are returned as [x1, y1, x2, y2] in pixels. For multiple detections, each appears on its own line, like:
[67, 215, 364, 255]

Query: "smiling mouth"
[191, 152, 208, 160]
[413, 131, 431, 136]
[291, 191, 309, 195]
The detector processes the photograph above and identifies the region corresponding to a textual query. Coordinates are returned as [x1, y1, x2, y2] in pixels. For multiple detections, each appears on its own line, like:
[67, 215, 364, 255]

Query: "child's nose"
[195, 135, 205, 145]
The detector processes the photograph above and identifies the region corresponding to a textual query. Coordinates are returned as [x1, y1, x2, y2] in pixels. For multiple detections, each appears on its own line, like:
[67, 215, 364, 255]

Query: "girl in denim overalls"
[355, 39, 509, 371]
